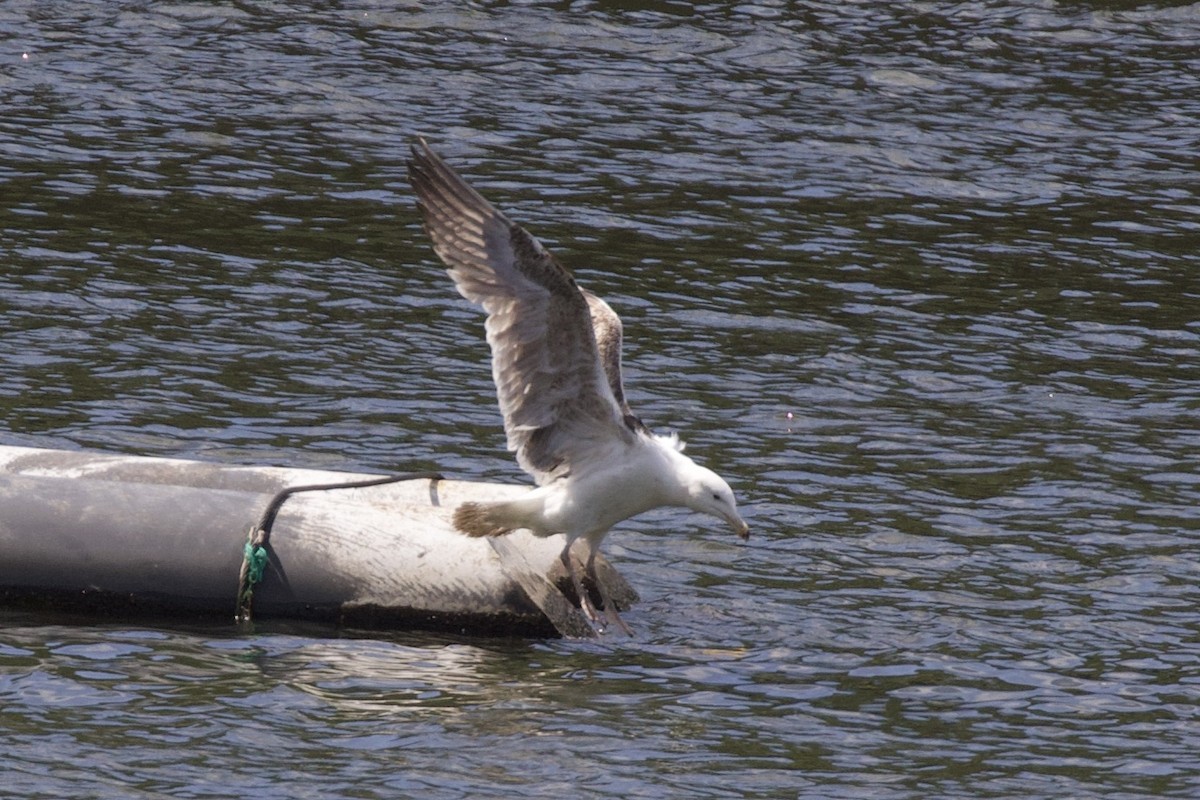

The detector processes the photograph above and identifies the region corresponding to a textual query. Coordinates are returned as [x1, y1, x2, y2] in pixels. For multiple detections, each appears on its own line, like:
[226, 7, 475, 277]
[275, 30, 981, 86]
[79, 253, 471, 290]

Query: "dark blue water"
[2, 2, 1198, 798]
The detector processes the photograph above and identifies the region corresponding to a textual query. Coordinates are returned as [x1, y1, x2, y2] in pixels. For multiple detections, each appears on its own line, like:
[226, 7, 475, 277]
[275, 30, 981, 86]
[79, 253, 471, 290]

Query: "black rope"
[235, 471, 444, 624]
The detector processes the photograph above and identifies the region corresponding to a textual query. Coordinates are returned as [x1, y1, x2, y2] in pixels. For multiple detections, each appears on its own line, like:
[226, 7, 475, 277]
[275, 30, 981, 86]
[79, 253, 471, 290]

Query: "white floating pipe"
[0, 446, 635, 637]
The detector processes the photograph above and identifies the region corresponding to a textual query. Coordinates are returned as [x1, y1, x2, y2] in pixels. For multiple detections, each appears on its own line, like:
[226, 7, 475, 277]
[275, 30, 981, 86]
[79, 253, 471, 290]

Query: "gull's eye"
[712, 492, 722, 502]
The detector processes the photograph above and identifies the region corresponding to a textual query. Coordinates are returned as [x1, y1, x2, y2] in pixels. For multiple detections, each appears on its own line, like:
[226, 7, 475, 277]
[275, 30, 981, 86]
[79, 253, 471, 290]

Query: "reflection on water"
[2, 1, 1200, 797]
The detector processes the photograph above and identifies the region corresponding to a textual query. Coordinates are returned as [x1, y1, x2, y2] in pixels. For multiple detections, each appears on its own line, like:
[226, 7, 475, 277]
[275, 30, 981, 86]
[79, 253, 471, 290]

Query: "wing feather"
[408, 139, 637, 483]
[584, 290, 647, 434]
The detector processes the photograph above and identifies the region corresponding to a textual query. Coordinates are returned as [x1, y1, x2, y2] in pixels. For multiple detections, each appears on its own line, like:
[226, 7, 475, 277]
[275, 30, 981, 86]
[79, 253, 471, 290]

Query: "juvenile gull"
[407, 139, 748, 633]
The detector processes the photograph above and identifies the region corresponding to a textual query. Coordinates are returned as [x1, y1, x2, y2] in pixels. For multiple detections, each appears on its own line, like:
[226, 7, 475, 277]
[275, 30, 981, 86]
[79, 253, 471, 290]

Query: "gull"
[407, 139, 748, 633]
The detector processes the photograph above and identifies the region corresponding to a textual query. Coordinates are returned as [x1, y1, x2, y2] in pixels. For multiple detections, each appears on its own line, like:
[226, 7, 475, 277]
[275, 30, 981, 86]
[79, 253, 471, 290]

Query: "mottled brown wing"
[584, 290, 648, 435]
[407, 139, 635, 483]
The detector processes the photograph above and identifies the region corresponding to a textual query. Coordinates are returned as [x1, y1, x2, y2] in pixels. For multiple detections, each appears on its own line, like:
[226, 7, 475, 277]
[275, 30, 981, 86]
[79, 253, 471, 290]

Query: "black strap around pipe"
[236, 471, 444, 623]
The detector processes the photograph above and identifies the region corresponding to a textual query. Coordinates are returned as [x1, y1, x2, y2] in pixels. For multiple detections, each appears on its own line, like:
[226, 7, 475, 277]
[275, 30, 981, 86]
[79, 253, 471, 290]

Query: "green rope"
[243, 541, 268, 588]
[235, 533, 270, 623]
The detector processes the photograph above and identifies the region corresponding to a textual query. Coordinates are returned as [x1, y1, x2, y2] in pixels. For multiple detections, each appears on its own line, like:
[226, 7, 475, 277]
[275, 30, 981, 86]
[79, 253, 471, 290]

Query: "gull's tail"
[453, 501, 517, 538]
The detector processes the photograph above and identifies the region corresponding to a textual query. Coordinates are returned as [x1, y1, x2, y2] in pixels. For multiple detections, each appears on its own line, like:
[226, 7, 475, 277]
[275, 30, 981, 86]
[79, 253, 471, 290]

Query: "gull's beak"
[728, 513, 750, 541]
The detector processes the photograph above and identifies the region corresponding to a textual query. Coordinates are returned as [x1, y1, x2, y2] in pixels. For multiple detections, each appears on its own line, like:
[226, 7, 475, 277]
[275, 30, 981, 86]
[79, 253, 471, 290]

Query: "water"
[2, 1, 1199, 797]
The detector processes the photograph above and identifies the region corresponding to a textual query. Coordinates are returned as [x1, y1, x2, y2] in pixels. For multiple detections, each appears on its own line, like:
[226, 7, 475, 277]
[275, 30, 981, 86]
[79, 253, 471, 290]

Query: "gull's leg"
[585, 545, 633, 636]
[560, 540, 604, 631]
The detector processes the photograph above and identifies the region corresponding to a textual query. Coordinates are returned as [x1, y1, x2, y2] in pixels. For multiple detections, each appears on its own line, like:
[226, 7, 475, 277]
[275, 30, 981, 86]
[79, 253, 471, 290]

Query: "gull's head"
[681, 462, 749, 541]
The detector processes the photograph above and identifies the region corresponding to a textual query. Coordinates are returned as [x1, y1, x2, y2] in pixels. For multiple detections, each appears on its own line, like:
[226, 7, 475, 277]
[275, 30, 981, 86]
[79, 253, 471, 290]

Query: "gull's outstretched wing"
[408, 139, 638, 484]
[583, 290, 647, 435]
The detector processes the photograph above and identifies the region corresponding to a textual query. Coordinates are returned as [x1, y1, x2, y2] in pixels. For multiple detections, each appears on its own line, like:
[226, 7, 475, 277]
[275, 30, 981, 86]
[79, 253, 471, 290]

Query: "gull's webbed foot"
[586, 547, 633, 636]
[560, 542, 632, 636]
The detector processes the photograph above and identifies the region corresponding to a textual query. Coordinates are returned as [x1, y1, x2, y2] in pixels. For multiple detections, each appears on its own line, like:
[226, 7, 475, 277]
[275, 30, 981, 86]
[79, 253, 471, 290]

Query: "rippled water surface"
[3, 2, 1199, 798]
